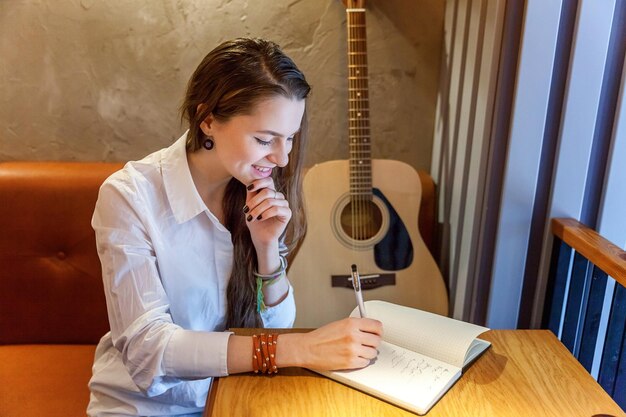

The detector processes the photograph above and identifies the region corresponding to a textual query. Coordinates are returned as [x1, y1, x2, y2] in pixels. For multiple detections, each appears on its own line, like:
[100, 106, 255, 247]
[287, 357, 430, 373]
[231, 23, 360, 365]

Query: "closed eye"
[254, 137, 273, 146]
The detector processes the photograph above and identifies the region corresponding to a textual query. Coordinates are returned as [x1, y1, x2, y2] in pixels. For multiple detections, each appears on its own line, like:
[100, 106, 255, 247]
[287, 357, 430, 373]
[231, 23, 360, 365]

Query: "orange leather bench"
[0, 161, 436, 417]
[0, 162, 122, 417]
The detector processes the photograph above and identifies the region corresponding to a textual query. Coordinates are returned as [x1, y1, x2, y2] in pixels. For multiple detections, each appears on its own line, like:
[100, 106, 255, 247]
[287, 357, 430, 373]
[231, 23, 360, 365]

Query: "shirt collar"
[161, 131, 206, 224]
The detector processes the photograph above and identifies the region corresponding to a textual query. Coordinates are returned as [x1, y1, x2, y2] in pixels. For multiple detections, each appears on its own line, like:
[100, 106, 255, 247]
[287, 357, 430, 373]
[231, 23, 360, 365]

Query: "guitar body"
[289, 159, 449, 327]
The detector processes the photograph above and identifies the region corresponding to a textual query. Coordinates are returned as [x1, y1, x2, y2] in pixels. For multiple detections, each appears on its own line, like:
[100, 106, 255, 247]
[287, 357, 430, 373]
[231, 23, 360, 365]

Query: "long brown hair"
[180, 38, 310, 328]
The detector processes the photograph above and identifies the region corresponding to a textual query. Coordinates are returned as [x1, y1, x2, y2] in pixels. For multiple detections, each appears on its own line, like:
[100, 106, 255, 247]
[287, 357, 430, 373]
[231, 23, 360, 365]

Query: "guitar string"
[350, 8, 358, 243]
[348, 9, 355, 246]
[348, 9, 356, 249]
[349, 9, 369, 242]
[350, 9, 365, 244]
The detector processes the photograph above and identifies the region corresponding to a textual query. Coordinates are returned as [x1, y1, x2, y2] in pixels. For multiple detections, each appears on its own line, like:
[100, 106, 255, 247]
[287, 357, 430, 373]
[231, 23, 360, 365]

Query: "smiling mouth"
[253, 165, 273, 173]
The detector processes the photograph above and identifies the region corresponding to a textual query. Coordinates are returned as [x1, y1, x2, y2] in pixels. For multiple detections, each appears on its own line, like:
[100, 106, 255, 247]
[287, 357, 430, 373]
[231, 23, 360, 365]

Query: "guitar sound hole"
[340, 199, 383, 241]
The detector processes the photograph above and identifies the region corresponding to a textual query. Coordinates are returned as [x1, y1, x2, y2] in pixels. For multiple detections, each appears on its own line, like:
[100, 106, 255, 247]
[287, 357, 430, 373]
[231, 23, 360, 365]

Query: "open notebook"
[313, 300, 490, 415]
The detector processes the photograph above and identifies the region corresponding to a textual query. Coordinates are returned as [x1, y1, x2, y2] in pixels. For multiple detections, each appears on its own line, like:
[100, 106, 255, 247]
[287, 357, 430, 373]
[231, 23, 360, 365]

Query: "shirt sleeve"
[260, 284, 296, 328]
[260, 240, 296, 328]
[93, 174, 232, 397]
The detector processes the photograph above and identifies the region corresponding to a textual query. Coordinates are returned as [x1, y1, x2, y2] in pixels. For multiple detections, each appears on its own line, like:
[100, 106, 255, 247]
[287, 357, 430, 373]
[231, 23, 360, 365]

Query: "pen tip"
[351, 264, 357, 271]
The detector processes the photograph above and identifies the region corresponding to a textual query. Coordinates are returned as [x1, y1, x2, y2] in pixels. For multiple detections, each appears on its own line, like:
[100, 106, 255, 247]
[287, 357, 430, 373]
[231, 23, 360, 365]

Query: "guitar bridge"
[331, 273, 396, 290]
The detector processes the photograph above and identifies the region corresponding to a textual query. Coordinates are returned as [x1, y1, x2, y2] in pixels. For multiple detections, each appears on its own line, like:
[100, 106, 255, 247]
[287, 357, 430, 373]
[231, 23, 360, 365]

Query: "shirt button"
[57, 251, 67, 260]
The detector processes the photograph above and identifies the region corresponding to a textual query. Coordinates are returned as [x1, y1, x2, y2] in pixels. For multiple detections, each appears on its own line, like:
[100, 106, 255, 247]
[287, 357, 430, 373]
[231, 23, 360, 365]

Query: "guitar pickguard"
[373, 188, 414, 270]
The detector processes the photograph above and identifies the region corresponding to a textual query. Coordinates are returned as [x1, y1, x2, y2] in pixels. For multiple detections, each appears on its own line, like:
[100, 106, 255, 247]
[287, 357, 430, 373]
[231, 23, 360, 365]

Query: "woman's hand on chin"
[244, 178, 291, 248]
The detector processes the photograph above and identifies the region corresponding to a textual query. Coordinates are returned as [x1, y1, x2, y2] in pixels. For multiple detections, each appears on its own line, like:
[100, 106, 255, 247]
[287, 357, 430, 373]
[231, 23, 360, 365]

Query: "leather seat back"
[0, 162, 123, 344]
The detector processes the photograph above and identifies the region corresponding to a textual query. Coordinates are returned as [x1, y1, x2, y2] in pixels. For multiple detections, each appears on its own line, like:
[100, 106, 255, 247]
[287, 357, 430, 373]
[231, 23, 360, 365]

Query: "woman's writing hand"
[244, 178, 290, 248]
[277, 318, 383, 371]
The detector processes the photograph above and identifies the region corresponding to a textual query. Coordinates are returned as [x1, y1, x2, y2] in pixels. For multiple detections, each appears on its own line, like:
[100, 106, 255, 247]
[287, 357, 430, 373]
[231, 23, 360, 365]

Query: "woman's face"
[201, 95, 305, 185]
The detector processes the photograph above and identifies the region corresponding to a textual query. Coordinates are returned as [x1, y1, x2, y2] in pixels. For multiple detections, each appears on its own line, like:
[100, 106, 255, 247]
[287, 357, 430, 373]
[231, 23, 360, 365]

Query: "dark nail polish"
[257, 214, 262, 220]
[243, 205, 249, 213]
[246, 214, 253, 222]
[246, 184, 254, 191]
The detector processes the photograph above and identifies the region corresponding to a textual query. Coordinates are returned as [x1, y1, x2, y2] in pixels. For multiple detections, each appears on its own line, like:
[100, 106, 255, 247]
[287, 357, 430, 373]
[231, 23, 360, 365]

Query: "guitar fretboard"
[347, 8, 372, 199]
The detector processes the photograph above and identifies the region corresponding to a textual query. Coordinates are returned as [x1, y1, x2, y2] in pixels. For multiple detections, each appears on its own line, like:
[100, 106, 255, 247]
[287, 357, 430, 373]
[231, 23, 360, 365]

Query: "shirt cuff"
[163, 329, 233, 378]
[261, 283, 296, 328]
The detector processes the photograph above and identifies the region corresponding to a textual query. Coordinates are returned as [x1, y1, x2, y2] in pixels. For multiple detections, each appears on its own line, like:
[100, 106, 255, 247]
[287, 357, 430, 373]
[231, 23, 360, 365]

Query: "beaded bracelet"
[255, 256, 287, 313]
[252, 333, 279, 374]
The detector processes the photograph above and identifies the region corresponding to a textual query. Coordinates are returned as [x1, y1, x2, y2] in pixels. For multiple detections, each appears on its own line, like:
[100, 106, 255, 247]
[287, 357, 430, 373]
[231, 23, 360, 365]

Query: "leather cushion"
[0, 162, 122, 344]
[0, 344, 95, 417]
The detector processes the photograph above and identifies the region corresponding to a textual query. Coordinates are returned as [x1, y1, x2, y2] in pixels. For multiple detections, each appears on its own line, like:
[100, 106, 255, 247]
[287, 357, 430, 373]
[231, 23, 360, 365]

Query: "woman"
[87, 38, 382, 417]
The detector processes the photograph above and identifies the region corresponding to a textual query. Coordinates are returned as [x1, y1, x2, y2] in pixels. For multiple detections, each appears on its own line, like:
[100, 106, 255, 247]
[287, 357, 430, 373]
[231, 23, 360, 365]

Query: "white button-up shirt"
[88, 132, 296, 417]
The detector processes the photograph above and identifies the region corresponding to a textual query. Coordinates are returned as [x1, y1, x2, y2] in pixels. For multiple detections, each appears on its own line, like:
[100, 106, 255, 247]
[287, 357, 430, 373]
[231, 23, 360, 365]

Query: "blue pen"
[350, 264, 367, 318]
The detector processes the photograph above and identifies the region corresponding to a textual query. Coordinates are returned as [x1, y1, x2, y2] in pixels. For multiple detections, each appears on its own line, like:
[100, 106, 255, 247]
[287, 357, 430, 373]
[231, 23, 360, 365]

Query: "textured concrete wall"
[0, 0, 444, 170]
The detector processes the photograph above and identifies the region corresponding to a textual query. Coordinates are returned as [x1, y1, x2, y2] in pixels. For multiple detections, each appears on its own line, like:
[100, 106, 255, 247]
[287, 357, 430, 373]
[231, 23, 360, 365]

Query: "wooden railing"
[543, 218, 626, 409]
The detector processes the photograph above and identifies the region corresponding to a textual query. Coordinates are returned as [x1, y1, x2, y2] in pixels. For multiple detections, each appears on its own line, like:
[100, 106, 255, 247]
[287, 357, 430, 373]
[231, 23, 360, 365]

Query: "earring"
[203, 136, 214, 150]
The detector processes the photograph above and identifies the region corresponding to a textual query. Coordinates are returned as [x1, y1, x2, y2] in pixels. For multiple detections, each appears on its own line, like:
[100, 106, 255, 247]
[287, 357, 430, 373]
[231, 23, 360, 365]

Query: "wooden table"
[204, 329, 625, 417]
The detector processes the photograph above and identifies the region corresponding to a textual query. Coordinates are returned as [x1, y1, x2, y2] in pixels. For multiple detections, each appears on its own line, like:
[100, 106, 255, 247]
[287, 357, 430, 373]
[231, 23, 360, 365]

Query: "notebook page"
[350, 300, 489, 368]
[317, 341, 461, 415]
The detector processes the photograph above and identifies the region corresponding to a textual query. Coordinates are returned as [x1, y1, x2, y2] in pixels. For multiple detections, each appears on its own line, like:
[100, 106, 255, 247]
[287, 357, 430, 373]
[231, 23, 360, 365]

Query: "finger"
[358, 331, 382, 349]
[246, 178, 275, 193]
[246, 189, 286, 213]
[250, 205, 291, 223]
[245, 187, 279, 212]
[357, 345, 379, 360]
[349, 356, 372, 369]
[356, 318, 384, 337]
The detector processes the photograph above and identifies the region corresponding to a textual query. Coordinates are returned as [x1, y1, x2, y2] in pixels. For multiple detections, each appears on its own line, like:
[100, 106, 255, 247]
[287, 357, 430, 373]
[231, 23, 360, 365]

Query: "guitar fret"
[347, 5, 370, 177]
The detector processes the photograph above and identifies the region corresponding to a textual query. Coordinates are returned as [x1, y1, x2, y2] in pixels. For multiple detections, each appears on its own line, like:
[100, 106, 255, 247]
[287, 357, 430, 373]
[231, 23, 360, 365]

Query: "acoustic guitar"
[289, 0, 449, 327]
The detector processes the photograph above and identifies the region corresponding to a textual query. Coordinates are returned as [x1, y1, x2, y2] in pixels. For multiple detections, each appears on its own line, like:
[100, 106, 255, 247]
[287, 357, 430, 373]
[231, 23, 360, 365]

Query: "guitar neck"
[346, 7, 372, 198]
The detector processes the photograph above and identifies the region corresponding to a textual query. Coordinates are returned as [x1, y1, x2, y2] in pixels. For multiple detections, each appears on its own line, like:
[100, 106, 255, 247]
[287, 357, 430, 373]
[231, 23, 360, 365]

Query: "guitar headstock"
[342, 0, 366, 8]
